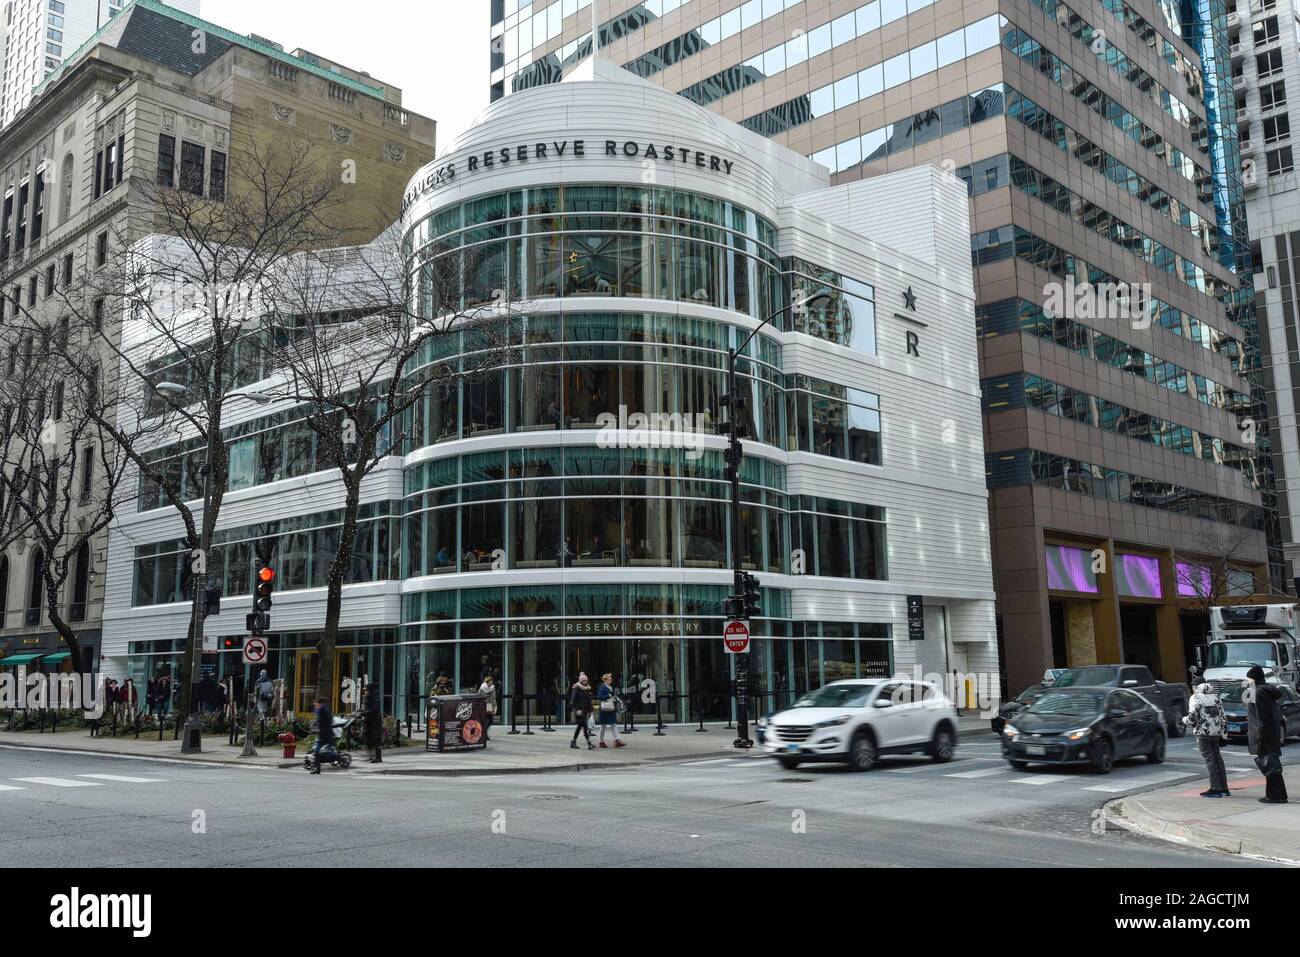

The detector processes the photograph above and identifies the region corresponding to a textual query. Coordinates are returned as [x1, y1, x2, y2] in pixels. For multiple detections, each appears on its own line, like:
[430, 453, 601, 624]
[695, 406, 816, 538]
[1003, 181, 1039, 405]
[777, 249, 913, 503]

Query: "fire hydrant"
[277, 731, 297, 759]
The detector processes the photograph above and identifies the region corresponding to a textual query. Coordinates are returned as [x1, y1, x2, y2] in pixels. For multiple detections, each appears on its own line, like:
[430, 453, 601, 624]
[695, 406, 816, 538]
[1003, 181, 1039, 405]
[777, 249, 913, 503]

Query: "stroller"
[304, 715, 356, 774]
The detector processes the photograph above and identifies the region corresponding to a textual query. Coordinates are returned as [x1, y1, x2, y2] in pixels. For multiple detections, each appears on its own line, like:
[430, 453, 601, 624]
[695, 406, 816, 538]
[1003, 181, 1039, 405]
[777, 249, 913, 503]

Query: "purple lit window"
[1117, 554, 1162, 599]
[1045, 545, 1099, 593]
[1176, 562, 1210, 598]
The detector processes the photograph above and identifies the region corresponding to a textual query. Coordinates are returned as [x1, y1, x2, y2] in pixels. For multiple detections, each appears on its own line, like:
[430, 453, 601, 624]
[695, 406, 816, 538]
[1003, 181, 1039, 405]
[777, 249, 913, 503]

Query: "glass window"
[881, 0, 907, 24]
[858, 63, 883, 99]
[883, 51, 910, 89]
[965, 15, 1000, 54]
[937, 29, 965, 67]
[833, 72, 858, 109]
[910, 40, 936, 76]
[857, 1, 881, 33]
[831, 12, 856, 46]
[808, 23, 832, 57]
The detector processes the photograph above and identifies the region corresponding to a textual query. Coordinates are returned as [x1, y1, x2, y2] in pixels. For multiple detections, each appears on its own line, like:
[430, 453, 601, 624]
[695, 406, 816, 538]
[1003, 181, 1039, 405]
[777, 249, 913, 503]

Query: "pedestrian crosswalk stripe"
[12, 777, 102, 788]
[1082, 771, 1196, 793]
[946, 767, 1008, 779]
[0, 785, 24, 791]
[1009, 775, 1072, 785]
[77, 774, 165, 783]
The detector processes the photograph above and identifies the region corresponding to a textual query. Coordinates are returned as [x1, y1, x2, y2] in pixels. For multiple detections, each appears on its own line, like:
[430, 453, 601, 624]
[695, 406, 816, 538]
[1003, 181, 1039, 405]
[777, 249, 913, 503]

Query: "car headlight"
[756, 716, 767, 728]
[1063, 727, 1092, 741]
[814, 715, 852, 729]
[1003, 725, 1020, 737]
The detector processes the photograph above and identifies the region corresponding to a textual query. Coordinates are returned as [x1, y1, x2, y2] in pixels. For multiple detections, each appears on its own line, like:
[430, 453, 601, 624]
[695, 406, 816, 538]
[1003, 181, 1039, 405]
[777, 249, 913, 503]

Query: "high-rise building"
[495, 0, 1276, 695]
[0, 0, 201, 128]
[1236, 0, 1300, 584]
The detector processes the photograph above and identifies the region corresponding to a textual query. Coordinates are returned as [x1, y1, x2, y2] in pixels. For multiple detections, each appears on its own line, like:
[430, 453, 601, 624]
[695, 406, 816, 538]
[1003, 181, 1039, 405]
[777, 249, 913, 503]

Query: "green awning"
[0, 653, 44, 666]
[41, 652, 69, 663]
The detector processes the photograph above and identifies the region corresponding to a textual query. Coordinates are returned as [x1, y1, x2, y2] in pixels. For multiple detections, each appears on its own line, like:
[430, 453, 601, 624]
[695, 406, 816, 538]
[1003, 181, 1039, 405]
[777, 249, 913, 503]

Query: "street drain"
[525, 793, 581, 801]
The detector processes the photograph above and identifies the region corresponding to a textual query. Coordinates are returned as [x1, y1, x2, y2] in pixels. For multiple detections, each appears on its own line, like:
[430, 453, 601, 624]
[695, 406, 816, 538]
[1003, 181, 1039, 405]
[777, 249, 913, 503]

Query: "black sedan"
[1220, 684, 1300, 743]
[1002, 687, 1166, 774]
[991, 684, 1050, 734]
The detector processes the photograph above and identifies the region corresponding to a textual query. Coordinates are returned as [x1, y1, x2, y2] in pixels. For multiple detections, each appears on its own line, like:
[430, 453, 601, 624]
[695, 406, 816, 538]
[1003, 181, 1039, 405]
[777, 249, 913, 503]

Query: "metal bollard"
[522, 696, 534, 736]
[654, 694, 665, 736]
[508, 695, 520, 735]
[695, 695, 708, 732]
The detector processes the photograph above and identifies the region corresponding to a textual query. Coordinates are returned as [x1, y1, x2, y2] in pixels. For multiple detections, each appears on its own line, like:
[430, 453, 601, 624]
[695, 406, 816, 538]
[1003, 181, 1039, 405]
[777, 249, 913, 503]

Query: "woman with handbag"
[1246, 665, 1288, 804]
[596, 672, 625, 748]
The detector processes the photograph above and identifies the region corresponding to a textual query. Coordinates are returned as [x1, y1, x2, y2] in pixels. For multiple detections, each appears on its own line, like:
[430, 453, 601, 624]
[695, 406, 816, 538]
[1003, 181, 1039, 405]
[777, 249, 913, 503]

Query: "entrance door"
[294, 649, 354, 716]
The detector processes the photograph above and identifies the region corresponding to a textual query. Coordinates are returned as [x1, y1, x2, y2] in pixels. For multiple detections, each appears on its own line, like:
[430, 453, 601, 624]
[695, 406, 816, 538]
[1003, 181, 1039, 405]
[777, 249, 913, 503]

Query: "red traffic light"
[258, 566, 275, 584]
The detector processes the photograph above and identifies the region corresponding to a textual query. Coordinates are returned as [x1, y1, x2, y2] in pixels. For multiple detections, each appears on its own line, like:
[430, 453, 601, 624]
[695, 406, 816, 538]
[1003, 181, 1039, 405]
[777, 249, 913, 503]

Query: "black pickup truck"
[1051, 665, 1191, 737]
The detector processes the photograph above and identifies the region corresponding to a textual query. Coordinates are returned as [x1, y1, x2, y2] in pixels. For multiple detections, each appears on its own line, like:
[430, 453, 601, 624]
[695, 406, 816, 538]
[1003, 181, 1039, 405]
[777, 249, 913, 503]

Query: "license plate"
[1026, 745, 1047, 755]
[785, 744, 800, 753]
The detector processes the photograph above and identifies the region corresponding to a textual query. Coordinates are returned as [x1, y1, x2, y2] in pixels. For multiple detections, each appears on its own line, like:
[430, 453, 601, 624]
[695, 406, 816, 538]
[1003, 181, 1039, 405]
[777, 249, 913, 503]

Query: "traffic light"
[248, 560, 275, 635]
[724, 439, 743, 483]
[723, 596, 745, 620]
[222, 637, 243, 652]
[742, 572, 761, 619]
[203, 587, 222, 618]
[255, 561, 275, 611]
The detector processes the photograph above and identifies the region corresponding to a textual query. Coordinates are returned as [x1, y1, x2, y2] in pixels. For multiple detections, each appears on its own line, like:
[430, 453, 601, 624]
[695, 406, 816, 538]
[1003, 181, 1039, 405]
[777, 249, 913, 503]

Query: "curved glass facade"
[404, 184, 784, 320]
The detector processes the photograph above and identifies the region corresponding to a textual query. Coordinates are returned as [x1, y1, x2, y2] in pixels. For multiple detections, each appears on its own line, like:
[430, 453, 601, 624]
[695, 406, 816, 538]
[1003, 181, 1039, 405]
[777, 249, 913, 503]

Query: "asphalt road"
[0, 733, 1276, 867]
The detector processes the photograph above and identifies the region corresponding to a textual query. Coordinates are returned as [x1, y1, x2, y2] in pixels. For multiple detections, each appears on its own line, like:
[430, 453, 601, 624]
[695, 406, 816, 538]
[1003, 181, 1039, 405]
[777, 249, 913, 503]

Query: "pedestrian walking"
[569, 672, 595, 750]
[1184, 682, 1229, 797]
[477, 673, 497, 742]
[1246, 665, 1289, 804]
[253, 669, 274, 718]
[363, 683, 383, 763]
[596, 672, 625, 748]
[156, 674, 171, 716]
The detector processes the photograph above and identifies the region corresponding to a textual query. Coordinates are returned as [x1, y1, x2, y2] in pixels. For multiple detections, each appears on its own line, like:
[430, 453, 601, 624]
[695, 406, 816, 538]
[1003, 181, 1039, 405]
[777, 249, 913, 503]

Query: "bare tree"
[1173, 523, 1272, 613]
[258, 225, 513, 710]
[47, 141, 348, 720]
[0, 304, 133, 674]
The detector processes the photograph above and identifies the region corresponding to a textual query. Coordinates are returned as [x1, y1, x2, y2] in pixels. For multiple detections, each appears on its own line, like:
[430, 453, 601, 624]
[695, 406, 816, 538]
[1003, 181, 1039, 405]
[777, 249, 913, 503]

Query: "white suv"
[762, 679, 959, 771]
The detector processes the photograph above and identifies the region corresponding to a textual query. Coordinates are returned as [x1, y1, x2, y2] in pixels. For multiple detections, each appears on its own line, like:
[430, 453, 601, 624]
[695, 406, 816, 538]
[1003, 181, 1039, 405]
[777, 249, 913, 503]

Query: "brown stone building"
[0, 0, 435, 677]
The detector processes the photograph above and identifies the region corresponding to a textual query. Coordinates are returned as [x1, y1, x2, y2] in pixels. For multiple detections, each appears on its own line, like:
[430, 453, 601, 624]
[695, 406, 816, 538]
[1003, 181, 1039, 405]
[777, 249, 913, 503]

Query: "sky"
[200, 0, 489, 155]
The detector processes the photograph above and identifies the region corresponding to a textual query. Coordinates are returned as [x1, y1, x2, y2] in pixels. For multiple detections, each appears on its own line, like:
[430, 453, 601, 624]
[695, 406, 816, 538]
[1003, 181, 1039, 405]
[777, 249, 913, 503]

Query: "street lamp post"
[154, 381, 272, 754]
[723, 282, 831, 749]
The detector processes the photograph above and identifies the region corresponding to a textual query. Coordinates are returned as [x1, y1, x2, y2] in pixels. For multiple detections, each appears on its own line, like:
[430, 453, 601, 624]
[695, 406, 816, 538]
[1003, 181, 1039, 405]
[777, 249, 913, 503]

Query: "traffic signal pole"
[725, 346, 752, 749]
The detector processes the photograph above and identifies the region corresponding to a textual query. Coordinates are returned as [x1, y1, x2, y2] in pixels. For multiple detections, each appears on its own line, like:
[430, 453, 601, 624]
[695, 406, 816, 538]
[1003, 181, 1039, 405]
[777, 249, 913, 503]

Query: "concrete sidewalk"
[1105, 766, 1299, 865]
[0, 714, 996, 775]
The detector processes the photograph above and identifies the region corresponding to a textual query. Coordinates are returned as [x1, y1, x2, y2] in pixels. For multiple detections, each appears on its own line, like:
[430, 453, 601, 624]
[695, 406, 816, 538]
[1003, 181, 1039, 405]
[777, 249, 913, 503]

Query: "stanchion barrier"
[695, 693, 708, 732]
[541, 692, 556, 731]
[523, 694, 535, 735]
[507, 694, 520, 735]
[654, 694, 665, 735]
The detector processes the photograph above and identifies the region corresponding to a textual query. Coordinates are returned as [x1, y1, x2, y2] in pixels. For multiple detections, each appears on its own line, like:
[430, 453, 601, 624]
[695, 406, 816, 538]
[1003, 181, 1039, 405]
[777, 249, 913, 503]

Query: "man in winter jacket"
[1184, 683, 1229, 797]
[1246, 665, 1289, 804]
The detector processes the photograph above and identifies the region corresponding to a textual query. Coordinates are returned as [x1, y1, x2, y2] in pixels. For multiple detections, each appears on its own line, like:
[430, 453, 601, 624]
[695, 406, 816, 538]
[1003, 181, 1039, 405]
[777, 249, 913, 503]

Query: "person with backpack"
[254, 670, 275, 718]
[1183, 682, 1229, 797]
[596, 672, 625, 748]
[569, 672, 595, 750]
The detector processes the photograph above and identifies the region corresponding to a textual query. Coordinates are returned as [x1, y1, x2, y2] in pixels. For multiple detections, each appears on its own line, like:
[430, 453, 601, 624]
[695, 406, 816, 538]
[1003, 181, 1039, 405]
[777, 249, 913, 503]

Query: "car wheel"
[1146, 730, 1166, 764]
[929, 725, 956, 763]
[990, 720, 1002, 735]
[848, 732, 877, 772]
[777, 756, 801, 770]
[1008, 759, 1029, 770]
[1090, 737, 1114, 774]
[339, 752, 352, 769]
[1167, 704, 1186, 737]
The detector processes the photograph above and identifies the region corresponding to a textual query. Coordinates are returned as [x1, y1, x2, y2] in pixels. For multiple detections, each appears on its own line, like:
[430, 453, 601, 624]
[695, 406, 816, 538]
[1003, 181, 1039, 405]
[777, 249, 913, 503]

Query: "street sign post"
[241, 636, 268, 666]
[723, 619, 750, 654]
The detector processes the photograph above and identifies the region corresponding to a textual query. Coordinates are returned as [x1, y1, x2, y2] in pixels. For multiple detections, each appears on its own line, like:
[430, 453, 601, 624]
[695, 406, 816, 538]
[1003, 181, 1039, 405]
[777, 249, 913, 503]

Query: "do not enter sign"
[723, 619, 750, 654]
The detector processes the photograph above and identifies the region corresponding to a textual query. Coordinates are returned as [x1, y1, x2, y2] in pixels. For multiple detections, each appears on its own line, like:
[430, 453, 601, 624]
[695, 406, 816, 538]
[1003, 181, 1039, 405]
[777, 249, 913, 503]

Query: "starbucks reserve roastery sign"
[402, 138, 738, 216]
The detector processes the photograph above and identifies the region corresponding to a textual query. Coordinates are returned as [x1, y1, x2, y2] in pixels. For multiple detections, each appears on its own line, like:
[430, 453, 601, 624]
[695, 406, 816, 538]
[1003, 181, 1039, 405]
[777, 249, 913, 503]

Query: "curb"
[0, 738, 300, 769]
[1103, 796, 1300, 866]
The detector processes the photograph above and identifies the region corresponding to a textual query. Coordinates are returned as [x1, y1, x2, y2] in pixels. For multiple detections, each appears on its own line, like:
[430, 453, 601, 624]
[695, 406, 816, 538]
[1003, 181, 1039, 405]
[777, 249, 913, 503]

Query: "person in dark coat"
[1246, 665, 1288, 804]
[596, 672, 624, 748]
[569, 672, 595, 750]
[363, 683, 383, 764]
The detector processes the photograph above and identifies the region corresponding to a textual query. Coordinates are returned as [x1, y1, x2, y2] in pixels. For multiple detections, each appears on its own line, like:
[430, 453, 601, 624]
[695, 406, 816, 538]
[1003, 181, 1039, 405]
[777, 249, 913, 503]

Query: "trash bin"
[426, 694, 489, 753]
